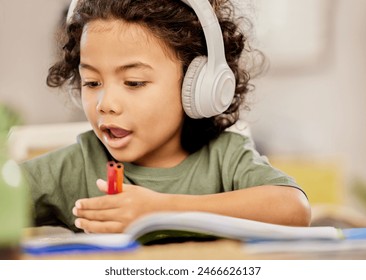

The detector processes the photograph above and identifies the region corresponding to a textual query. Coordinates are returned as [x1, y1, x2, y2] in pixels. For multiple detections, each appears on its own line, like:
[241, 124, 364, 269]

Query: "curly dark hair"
[47, 0, 263, 153]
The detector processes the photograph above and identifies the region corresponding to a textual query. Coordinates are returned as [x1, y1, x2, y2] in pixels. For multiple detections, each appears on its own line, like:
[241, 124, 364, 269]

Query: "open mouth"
[100, 125, 131, 140]
[99, 124, 132, 149]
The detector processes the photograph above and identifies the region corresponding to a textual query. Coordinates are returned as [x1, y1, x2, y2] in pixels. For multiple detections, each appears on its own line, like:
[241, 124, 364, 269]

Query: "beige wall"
[0, 0, 85, 124]
[246, 0, 366, 185]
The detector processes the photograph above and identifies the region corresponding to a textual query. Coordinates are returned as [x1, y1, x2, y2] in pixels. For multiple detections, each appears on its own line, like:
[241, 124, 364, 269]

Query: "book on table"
[21, 211, 366, 255]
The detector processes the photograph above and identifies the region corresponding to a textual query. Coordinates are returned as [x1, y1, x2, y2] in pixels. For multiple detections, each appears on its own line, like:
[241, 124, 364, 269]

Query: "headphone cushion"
[182, 56, 207, 119]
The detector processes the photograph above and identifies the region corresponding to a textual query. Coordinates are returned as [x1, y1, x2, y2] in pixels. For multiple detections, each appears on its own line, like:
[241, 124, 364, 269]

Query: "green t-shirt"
[20, 130, 301, 232]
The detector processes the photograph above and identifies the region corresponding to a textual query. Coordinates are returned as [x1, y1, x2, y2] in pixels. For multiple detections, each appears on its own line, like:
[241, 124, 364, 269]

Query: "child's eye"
[82, 81, 102, 88]
[124, 81, 147, 88]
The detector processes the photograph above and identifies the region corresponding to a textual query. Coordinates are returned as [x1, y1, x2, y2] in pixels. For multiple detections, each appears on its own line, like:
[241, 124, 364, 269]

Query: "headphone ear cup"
[182, 56, 208, 119]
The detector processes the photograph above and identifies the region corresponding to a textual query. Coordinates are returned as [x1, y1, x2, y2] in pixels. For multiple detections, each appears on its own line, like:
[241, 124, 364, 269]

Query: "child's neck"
[133, 148, 189, 169]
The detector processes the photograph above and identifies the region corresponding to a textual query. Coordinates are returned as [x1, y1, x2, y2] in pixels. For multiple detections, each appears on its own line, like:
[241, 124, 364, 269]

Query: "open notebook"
[22, 211, 366, 255]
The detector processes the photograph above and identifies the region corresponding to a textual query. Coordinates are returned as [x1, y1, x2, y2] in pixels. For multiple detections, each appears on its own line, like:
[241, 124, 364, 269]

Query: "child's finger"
[75, 195, 119, 210]
[73, 207, 119, 222]
[74, 218, 124, 233]
[96, 178, 108, 193]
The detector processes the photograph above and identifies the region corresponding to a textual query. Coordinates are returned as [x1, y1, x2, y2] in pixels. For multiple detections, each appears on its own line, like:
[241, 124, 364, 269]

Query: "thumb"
[96, 178, 108, 193]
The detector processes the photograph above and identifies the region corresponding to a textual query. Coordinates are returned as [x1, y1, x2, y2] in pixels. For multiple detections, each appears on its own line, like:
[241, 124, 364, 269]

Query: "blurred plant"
[0, 103, 22, 139]
[0, 104, 28, 258]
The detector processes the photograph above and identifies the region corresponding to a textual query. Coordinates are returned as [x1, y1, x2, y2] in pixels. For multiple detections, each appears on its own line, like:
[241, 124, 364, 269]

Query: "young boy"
[21, 0, 311, 233]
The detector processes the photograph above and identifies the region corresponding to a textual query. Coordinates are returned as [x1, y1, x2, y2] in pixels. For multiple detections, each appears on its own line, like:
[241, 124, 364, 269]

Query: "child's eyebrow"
[79, 63, 99, 73]
[117, 62, 153, 72]
[79, 62, 153, 73]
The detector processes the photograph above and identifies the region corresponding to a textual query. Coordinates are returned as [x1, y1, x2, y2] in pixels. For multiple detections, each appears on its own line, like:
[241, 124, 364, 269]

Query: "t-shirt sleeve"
[20, 144, 86, 230]
[222, 133, 303, 194]
[19, 130, 110, 231]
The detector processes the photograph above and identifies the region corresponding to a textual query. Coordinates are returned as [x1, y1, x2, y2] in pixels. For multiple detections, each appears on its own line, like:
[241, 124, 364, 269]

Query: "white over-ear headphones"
[67, 0, 235, 119]
[180, 0, 235, 119]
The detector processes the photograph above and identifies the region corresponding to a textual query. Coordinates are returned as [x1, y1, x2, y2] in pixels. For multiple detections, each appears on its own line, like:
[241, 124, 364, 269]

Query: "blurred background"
[1, 0, 366, 224]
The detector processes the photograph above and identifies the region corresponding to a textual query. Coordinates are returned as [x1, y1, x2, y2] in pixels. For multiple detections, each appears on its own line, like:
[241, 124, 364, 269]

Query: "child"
[20, 0, 311, 233]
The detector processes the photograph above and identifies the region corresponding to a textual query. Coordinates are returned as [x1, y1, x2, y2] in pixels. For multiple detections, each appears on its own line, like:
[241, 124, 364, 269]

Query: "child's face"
[79, 19, 187, 167]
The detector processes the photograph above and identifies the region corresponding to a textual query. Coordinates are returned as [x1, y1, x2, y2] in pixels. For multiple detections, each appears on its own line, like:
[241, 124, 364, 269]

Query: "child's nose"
[96, 87, 123, 115]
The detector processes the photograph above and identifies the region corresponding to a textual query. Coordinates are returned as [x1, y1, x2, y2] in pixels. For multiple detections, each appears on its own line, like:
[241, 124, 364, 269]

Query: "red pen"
[107, 161, 123, 194]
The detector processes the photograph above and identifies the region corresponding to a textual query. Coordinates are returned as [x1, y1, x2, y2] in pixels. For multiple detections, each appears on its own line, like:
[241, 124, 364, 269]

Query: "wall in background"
[0, 0, 85, 124]
[242, 0, 366, 209]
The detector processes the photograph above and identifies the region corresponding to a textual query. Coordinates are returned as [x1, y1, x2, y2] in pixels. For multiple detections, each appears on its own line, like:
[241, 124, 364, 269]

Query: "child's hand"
[72, 179, 167, 233]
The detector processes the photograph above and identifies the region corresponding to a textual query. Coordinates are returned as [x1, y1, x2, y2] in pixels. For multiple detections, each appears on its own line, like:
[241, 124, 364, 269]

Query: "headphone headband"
[67, 0, 78, 23]
[181, 0, 226, 65]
